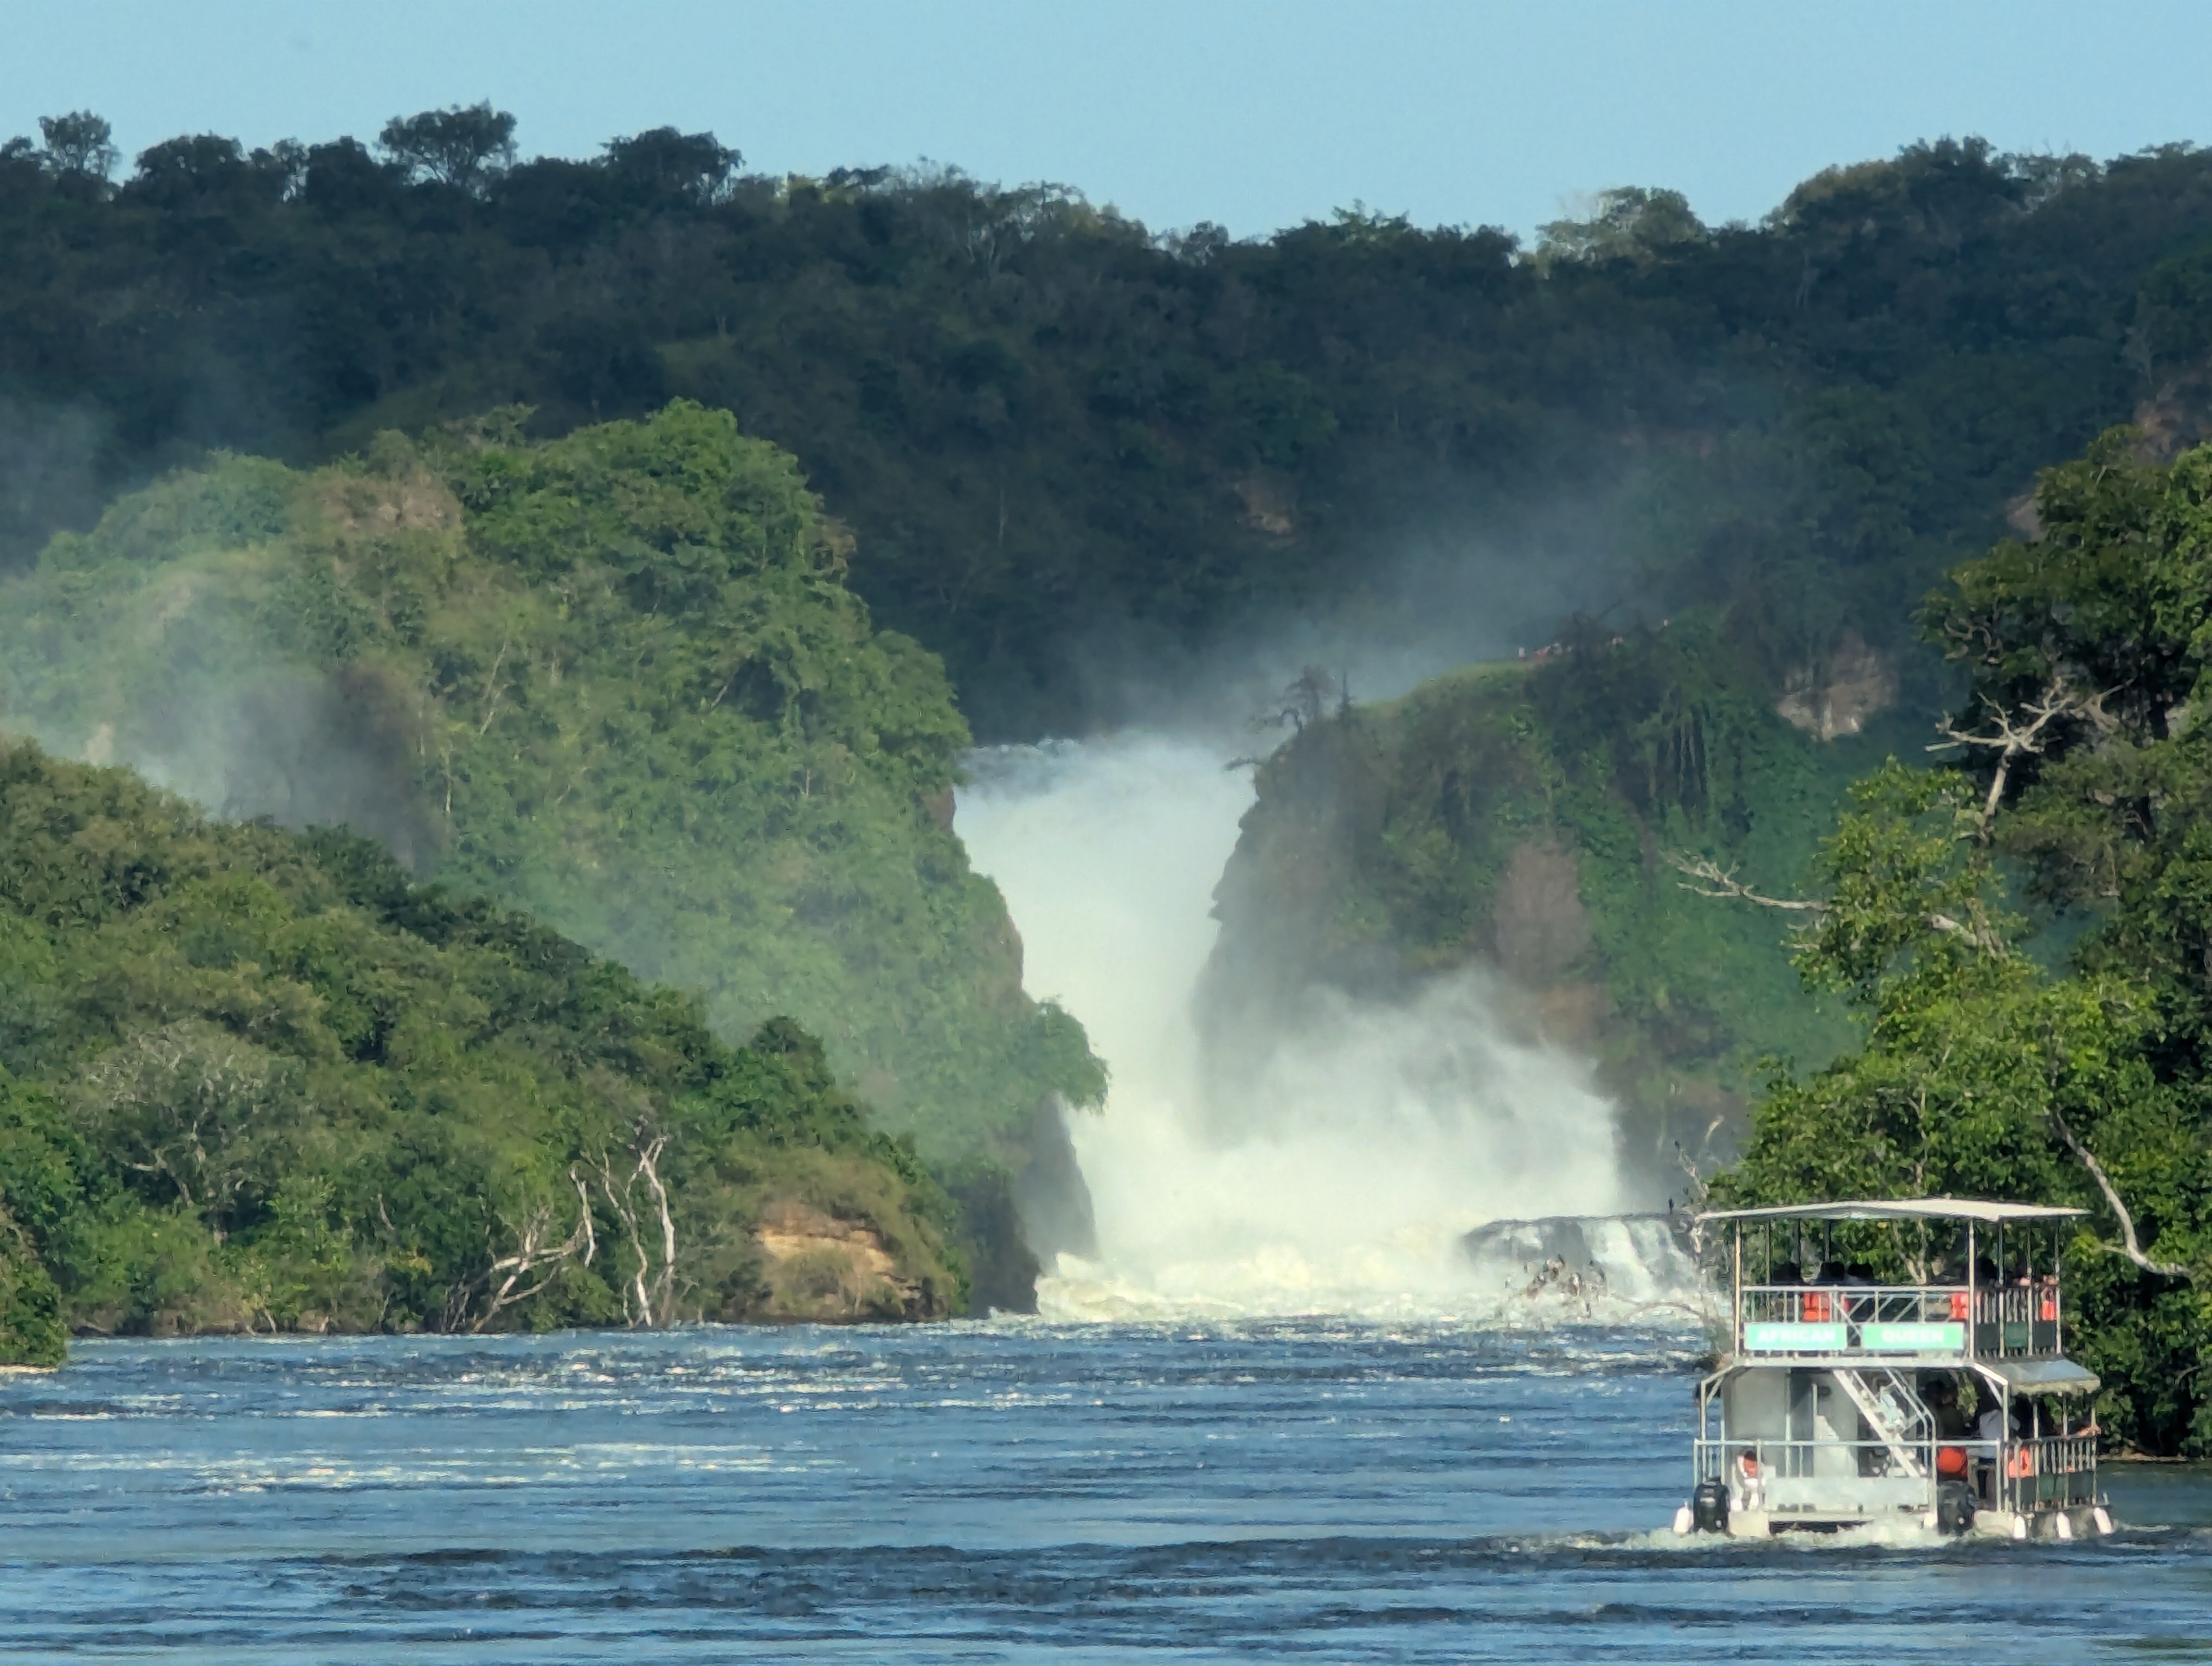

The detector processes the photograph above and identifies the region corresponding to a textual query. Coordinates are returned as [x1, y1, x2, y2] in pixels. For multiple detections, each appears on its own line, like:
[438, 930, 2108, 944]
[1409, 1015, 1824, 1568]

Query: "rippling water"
[1, 1323, 2204, 1662]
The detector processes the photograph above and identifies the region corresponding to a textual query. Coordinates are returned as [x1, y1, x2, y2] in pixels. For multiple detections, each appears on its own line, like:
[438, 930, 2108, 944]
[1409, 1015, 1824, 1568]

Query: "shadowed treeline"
[10, 111, 2212, 731]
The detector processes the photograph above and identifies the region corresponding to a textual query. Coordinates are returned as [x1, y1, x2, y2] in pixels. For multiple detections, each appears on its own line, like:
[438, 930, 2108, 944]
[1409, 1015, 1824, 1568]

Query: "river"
[1, 1323, 2206, 1662]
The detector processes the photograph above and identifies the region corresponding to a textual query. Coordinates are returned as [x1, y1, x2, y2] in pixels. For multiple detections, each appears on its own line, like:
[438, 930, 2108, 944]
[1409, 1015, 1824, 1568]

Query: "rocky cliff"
[1201, 625, 1914, 1188]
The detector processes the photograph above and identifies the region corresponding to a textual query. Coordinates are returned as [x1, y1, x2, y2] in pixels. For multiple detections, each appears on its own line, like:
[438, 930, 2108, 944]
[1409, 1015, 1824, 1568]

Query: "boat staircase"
[1831, 1366, 1931, 1478]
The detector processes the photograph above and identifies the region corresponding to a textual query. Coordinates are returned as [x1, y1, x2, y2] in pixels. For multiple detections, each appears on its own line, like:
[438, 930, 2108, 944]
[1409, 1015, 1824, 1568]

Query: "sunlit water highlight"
[1, 1327, 2204, 1663]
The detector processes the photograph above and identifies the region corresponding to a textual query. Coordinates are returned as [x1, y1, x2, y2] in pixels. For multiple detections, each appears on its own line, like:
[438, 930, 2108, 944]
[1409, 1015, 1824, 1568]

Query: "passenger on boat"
[1731, 1449, 1765, 1512]
[1976, 1395, 2006, 1444]
[1929, 1380, 1972, 1480]
[1926, 1377, 1970, 1439]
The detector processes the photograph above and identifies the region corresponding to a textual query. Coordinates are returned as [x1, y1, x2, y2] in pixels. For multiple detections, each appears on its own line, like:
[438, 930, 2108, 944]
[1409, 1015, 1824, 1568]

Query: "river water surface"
[2, 1322, 2206, 1662]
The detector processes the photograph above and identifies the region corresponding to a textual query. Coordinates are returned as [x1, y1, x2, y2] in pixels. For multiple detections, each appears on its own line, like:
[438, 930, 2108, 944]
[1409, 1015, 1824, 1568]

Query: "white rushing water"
[957, 733, 1636, 1322]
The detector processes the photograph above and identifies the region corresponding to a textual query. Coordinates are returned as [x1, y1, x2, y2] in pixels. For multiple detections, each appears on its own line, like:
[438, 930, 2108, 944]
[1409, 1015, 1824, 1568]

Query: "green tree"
[36, 111, 115, 180]
[1535, 185, 1706, 267]
[0, 403, 1104, 1181]
[0, 739, 976, 1357]
[377, 102, 516, 191]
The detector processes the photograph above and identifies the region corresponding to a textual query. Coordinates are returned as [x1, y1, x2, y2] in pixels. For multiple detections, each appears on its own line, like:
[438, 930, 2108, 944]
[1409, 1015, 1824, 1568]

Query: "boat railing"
[1694, 1434, 2094, 1515]
[1973, 1281, 2062, 1358]
[1996, 1433, 2098, 1514]
[1737, 1281, 2061, 1358]
[1695, 1435, 1938, 1483]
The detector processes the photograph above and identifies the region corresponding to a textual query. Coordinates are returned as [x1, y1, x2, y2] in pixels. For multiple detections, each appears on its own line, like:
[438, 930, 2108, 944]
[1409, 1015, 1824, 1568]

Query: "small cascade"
[1458, 1214, 1713, 1327]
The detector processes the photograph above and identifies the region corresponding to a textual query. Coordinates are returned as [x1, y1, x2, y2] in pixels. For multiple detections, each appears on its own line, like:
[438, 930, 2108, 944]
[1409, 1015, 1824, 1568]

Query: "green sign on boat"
[1744, 1322, 1847, 1351]
[1860, 1322, 1965, 1351]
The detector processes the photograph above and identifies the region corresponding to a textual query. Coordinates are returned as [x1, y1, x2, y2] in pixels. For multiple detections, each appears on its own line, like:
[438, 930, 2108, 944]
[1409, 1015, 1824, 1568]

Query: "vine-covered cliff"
[1203, 623, 1910, 1185]
[0, 402, 1104, 1305]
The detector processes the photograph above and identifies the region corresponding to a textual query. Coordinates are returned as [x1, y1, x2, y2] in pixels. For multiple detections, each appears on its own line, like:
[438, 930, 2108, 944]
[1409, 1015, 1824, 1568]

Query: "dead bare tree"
[1928, 675, 2115, 834]
[1666, 853, 1824, 915]
[468, 1171, 597, 1332]
[596, 1134, 678, 1327]
[1666, 852, 2005, 955]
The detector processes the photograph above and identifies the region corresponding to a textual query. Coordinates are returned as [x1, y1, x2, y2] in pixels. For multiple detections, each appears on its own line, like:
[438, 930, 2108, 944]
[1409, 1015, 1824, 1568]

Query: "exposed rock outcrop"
[1490, 839, 1593, 986]
[1776, 632, 1897, 741]
[751, 1201, 936, 1322]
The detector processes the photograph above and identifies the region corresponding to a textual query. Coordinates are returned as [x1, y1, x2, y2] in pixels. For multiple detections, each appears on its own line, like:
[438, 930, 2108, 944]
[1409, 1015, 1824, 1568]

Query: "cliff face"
[1200, 630, 1905, 1188]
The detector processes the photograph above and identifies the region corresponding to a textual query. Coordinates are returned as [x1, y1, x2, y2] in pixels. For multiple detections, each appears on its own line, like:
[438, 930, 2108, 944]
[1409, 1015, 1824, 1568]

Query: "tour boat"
[1675, 1199, 2112, 1540]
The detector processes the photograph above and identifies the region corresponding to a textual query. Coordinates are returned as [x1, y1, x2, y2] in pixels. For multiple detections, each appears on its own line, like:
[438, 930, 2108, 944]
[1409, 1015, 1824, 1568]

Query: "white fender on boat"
[2093, 1507, 2114, 1536]
[2011, 1515, 2029, 1540]
[2054, 1512, 2073, 1541]
[1673, 1504, 1694, 1536]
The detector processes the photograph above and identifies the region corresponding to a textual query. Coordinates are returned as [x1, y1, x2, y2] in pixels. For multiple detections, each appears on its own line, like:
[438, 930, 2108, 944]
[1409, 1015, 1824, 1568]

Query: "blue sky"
[6, 1, 2209, 240]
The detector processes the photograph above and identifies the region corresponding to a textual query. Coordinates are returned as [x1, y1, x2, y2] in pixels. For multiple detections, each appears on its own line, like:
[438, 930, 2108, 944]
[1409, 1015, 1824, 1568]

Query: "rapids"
[2, 1324, 2203, 1662]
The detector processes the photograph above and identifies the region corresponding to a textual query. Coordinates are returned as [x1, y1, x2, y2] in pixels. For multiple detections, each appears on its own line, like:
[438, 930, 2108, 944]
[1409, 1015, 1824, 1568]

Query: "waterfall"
[959, 733, 1643, 1322]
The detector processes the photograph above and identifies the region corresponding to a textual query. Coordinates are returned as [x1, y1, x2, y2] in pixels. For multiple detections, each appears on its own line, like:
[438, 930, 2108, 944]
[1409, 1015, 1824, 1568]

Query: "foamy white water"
[958, 734, 1626, 1321]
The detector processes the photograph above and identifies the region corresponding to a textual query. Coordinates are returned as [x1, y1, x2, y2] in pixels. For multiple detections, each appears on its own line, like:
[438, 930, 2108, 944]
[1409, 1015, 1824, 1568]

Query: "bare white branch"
[2048, 1105, 2191, 1279]
[596, 1131, 679, 1328]
[1929, 676, 2115, 829]
[1664, 852, 1824, 912]
[470, 1191, 596, 1332]
[1924, 911, 2006, 956]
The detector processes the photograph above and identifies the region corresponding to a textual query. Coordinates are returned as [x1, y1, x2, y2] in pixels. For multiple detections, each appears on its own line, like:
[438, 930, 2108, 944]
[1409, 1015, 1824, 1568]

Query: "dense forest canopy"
[9, 110, 2212, 731]
[0, 740, 972, 1363]
[0, 403, 1103, 1207]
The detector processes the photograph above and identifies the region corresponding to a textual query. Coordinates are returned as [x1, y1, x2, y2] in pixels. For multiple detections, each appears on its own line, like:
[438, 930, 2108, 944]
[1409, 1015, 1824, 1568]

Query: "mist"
[958, 729, 1628, 1322]
[1052, 489, 1650, 739]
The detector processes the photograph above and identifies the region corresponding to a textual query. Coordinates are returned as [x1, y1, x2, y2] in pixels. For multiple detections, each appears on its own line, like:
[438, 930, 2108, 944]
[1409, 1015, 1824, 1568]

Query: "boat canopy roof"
[1697, 1197, 2087, 1226]
[1976, 1357, 2101, 1397]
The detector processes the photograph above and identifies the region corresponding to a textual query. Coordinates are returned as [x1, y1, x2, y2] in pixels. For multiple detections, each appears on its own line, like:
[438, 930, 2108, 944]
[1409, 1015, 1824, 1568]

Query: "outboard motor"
[1691, 1478, 1731, 1534]
[1935, 1479, 1976, 1536]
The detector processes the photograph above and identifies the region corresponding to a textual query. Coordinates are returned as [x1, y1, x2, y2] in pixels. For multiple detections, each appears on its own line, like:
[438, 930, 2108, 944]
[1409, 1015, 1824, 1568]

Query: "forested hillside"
[10, 107, 2212, 1381]
[0, 741, 969, 1362]
[10, 111, 2212, 732]
[0, 403, 1102, 1304]
[1203, 631, 1906, 1183]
